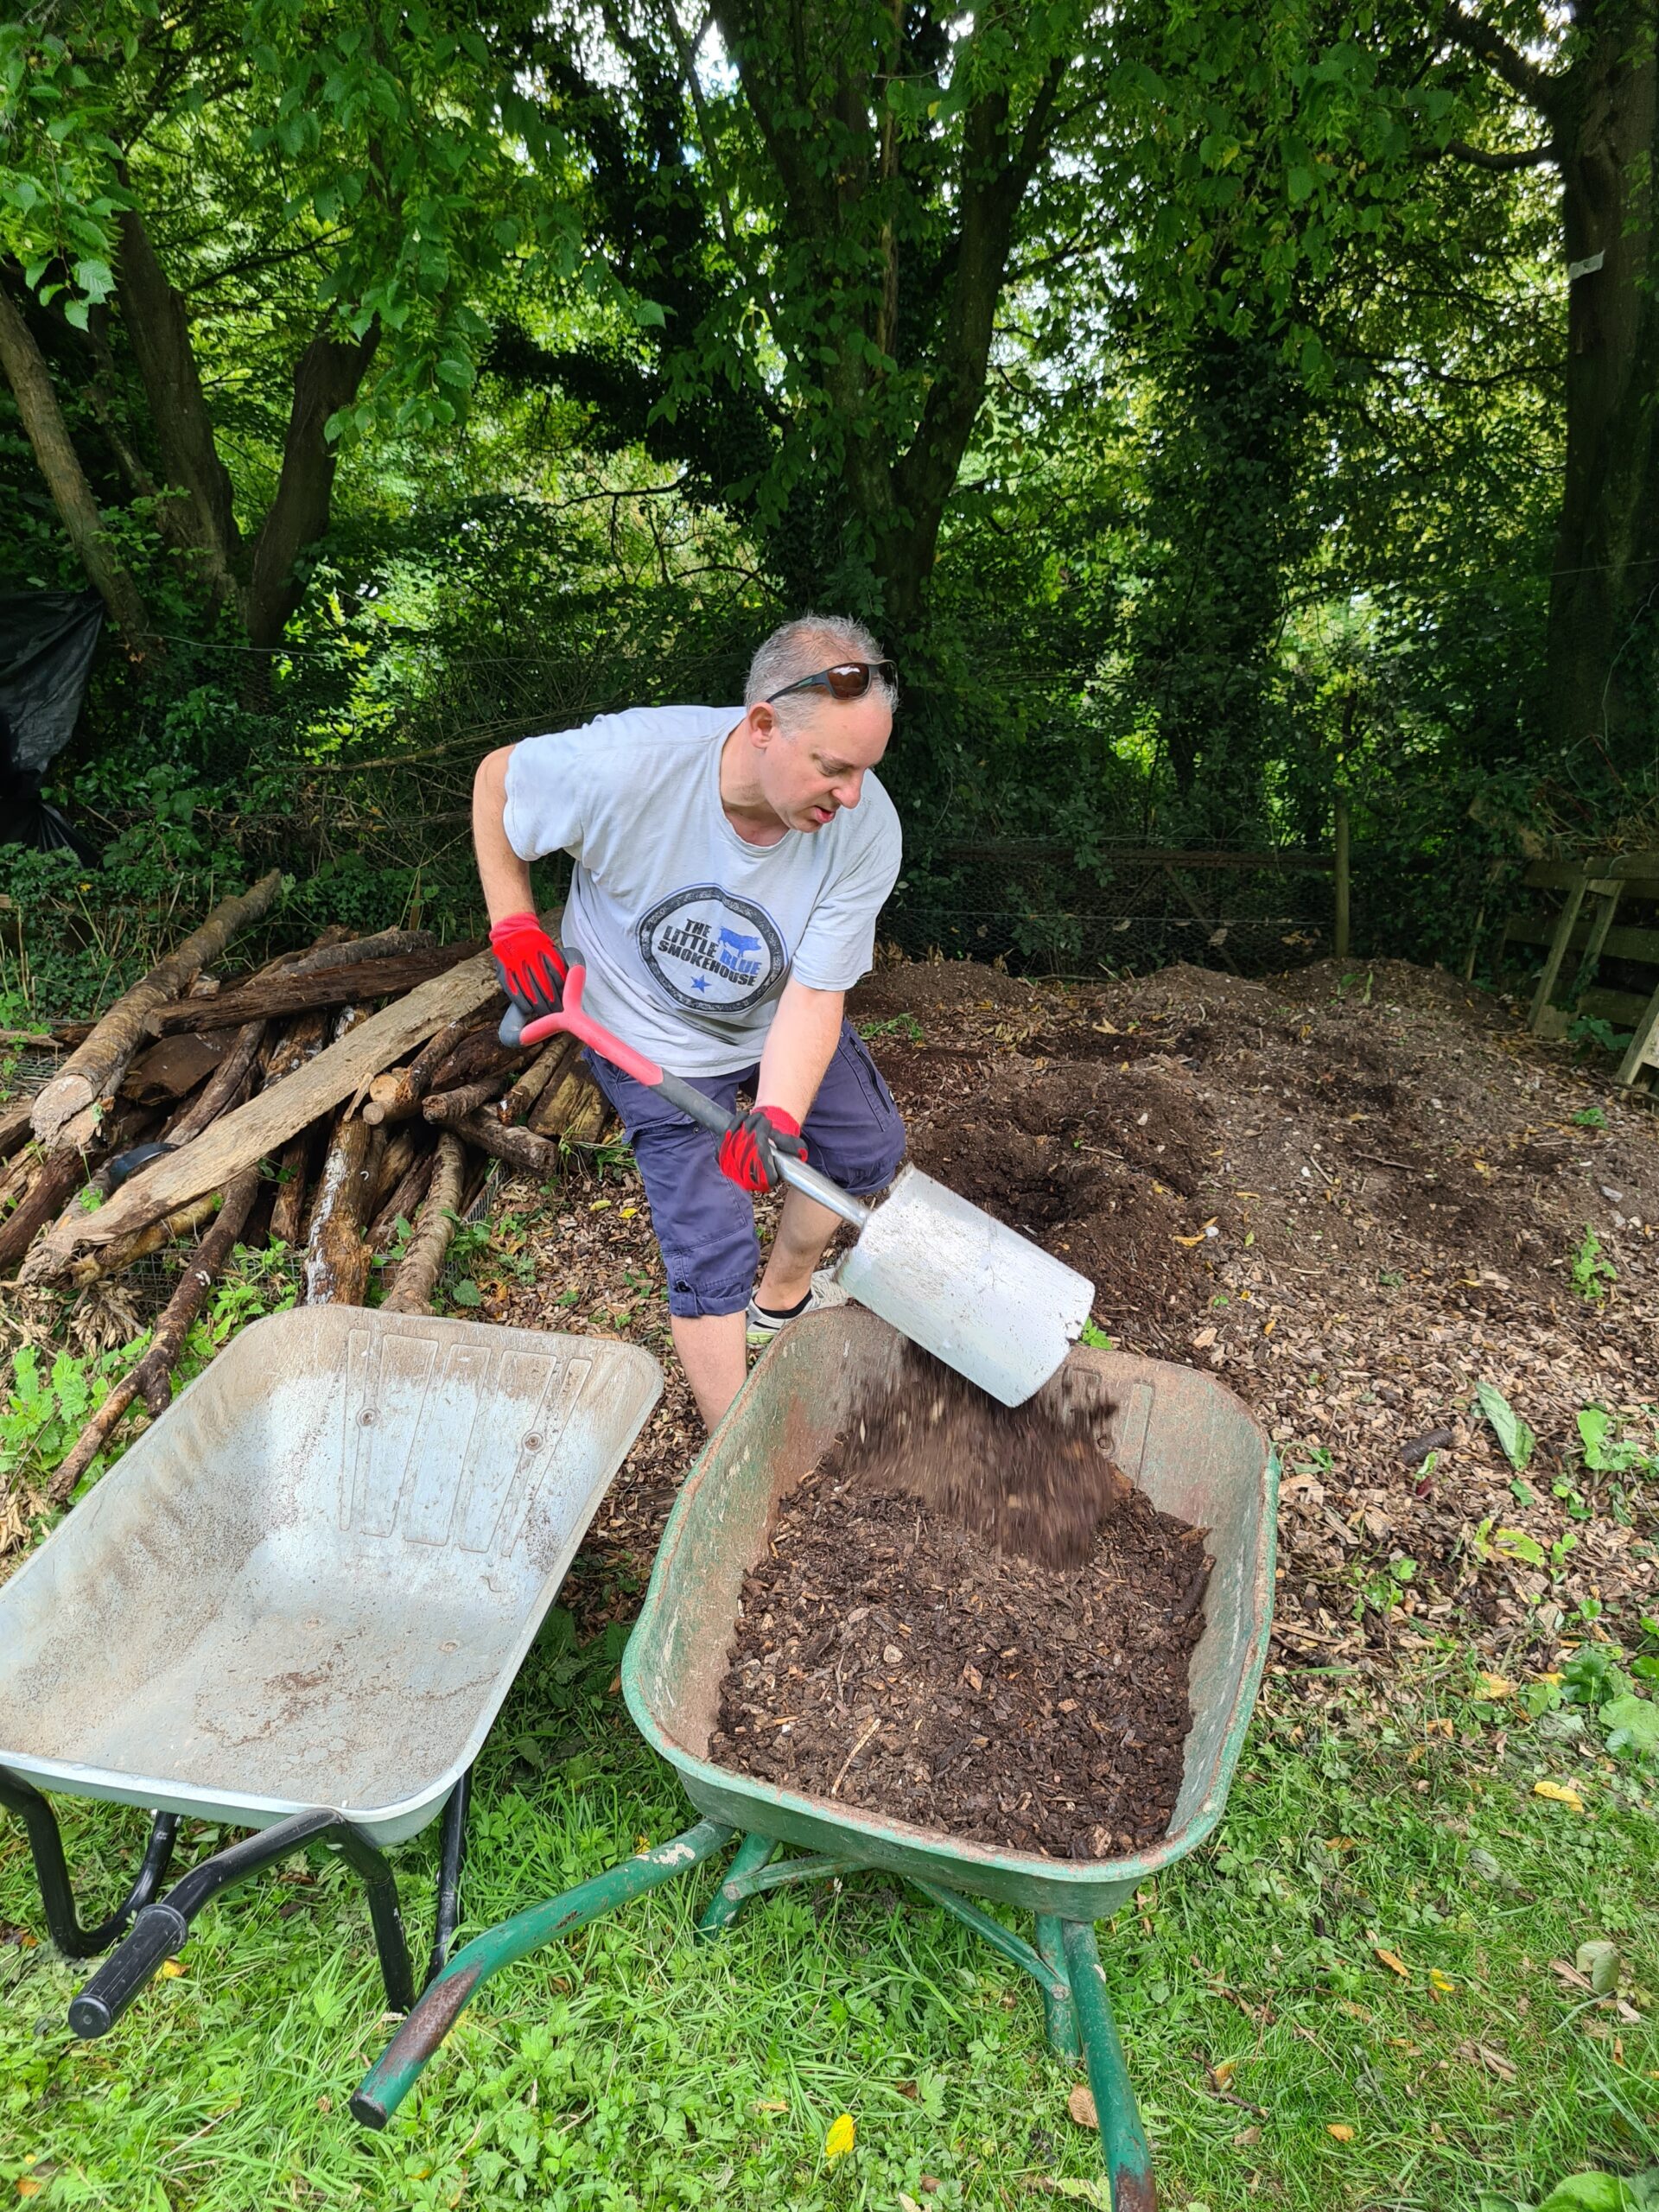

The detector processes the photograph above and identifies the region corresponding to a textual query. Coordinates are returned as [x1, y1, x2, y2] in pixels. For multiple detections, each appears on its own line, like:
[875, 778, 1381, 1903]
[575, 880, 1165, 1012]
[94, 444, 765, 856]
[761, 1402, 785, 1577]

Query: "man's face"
[752, 692, 892, 833]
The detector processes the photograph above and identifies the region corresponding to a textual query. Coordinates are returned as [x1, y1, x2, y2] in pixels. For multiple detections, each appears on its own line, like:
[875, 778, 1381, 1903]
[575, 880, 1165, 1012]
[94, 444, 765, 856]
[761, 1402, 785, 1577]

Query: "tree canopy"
[2, 1, 1653, 966]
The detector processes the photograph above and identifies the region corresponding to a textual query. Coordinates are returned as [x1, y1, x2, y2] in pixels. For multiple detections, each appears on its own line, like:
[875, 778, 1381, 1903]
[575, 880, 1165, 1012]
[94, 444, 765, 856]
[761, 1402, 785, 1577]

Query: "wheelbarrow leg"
[0, 1767, 178, 1960]
[425, 1767, 473, 1986]
[352, 1820, 734, 2130]
[695, 1831, 775, 1938]
[1061, 1920, 1156, 2212]
[67, 1808, 415, 2039]
[1033, 1914, 1082, 2061]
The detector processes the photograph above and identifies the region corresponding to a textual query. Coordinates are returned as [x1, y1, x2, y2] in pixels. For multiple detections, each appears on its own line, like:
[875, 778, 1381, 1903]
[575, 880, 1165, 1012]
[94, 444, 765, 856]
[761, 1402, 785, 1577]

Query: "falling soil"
[709, 1392, 1211, 1859]
[837, 1344, 1131, 1569]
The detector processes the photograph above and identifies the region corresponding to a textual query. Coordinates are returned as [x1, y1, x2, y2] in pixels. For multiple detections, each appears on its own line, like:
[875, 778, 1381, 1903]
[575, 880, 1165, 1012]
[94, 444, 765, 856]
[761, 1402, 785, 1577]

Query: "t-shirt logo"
[637, 886, 788, 1014]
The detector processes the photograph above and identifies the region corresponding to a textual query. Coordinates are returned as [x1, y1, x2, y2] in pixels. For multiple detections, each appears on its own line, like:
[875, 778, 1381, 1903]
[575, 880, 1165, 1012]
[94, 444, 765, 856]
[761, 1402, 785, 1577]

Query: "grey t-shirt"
[503, 704, 902, 1075]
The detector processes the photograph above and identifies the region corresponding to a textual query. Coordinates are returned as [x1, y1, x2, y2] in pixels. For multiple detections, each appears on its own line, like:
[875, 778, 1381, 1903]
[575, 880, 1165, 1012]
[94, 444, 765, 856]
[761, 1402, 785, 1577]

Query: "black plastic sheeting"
[0, 588, 103, 859]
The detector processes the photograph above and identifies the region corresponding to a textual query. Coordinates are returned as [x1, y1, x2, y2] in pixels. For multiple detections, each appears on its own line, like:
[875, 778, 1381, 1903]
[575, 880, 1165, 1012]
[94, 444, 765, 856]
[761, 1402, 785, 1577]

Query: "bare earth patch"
[482, 957, 1656, 1674]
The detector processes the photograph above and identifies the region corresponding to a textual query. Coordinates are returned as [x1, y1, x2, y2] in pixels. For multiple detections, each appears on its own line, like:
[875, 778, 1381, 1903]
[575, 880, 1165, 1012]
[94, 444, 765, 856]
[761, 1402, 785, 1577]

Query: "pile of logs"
[1, 873, 615, 1500]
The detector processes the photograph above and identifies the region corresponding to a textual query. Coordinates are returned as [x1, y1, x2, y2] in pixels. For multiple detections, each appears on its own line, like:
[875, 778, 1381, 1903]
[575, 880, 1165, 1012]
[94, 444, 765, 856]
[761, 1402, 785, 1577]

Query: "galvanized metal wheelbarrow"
[0, 1307, 661, 2036]
[354, 1309, 1277, 2210]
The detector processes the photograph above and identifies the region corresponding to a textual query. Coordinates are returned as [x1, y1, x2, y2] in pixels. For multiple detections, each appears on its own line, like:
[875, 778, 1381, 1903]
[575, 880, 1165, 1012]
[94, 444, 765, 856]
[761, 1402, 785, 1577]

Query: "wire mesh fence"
[882, 840, 1338, 977]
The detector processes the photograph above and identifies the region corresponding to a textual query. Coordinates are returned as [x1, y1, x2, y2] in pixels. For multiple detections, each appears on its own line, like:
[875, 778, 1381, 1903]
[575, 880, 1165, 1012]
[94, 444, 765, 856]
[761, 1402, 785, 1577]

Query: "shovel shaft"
[518, 973, 871, 1225]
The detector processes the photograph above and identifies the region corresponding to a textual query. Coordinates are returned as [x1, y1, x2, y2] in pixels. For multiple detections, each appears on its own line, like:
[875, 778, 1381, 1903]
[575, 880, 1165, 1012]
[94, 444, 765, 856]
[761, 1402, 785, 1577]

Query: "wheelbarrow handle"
[512, 969, 871, 1230]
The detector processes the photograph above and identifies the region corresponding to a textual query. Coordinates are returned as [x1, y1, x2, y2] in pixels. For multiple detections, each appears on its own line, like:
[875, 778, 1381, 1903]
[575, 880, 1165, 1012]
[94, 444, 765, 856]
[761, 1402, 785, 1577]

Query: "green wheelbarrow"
[353, 1309, 1277, 2210]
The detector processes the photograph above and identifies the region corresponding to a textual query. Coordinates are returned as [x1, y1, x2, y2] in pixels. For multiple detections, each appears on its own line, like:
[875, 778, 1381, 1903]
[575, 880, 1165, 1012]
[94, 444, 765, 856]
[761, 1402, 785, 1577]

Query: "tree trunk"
[1544, 9, 1659, 771]
[0, 275, 154, 657]
[245, 324, 381, 649]
[113, 201, 242, 609]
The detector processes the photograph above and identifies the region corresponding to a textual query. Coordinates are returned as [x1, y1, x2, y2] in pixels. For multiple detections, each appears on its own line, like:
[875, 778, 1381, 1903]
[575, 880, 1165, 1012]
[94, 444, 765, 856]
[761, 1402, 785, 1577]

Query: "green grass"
[2, 1634, 1655, 2211]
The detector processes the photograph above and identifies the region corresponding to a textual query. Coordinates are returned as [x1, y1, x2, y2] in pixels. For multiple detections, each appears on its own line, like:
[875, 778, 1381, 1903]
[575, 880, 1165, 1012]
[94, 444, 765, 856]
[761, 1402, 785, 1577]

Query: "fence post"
[1333, 790, 1351, 958]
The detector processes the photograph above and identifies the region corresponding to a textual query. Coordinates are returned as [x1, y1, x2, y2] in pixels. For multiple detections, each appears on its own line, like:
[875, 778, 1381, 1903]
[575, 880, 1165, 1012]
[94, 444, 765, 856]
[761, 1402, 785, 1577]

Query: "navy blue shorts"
[584, 1021, 906, 1319]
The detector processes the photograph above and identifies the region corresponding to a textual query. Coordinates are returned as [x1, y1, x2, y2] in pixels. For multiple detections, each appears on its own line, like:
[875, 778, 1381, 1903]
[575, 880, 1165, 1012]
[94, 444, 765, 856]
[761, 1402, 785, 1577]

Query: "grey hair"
[744, 613, 896, 732]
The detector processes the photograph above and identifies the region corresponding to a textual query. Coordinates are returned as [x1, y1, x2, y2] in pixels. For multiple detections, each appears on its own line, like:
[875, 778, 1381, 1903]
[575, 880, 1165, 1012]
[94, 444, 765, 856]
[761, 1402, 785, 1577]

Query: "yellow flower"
[823, 2113, 856, 2162]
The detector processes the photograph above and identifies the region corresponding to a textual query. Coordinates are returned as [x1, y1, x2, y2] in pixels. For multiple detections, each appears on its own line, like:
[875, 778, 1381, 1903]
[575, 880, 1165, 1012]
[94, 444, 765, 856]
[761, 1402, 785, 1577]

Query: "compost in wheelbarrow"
[355, 1309, 1275, 2212]
[0, 1306, 661, 2036]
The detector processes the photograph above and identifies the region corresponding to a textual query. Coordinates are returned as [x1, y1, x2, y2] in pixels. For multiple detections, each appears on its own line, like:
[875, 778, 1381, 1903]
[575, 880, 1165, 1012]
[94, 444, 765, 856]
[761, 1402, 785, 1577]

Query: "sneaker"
[745, 1268, 847, 1347]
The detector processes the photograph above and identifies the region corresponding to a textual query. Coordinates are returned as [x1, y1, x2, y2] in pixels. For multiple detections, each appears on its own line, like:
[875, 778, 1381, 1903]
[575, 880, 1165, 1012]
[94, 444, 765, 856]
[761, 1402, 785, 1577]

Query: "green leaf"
[1536, 2177, 1636, 2212]
[1493, 1528, 1546, 1568]
[1477, 1382, 1535, 1471]
[450, 1279, 482, 1307]
[1577, 1405, 1611, 1465]
[1574, 1940, 1620, 1995]
[1600, 1694, 1659, 1758]
[1286, 164, 1314, 203]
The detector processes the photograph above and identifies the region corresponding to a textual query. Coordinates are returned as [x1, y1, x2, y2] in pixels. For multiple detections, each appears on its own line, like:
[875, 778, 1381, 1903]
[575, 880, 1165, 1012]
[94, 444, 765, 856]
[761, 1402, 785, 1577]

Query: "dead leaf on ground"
[1459, 2039, 1516, 2082]
[1068, 2083, 1098, 2130]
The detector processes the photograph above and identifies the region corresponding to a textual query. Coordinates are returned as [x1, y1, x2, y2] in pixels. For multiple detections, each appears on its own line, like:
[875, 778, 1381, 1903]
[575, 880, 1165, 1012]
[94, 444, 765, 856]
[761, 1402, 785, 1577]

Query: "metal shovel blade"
[829, 1163, 1094, 1407]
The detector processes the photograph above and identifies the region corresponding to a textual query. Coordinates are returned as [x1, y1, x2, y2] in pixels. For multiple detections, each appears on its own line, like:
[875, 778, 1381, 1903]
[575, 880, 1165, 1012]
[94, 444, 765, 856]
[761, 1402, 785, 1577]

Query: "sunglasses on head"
[765, 659, 897, 705]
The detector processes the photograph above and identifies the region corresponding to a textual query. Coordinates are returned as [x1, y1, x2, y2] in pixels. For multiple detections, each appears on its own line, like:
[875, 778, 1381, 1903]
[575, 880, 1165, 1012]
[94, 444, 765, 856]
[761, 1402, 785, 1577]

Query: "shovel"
[512, 969, 1094, 1406]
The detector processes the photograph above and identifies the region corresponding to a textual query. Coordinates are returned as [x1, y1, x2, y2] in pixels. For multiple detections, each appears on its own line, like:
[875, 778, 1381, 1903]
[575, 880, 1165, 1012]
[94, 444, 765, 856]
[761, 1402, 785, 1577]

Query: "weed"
[1567, 1014, 1634, 1056]
[1571, 1226, 1618, 1301]
[1578, 1406, 1657, 1478]
[1571, 1105, 1608, 1129]
[0, 1342, 143, 1495]
[857, 1014, 925, 1044]
[1080, 1319, 1115, 1350]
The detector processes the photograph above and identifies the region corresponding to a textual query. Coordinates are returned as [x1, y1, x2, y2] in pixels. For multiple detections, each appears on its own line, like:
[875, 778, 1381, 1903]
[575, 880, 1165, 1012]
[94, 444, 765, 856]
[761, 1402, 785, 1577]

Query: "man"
[471, 613, 906, 1427]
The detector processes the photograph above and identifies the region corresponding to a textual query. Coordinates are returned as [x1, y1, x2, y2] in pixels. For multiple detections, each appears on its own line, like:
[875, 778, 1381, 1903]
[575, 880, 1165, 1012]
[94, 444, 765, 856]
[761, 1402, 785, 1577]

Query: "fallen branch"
[48, 1166, 264, 1503]
[59, 952, 497, 1255]
[0, 1098, 40, 1158]
[269, 1129, 314, 1246]
[31, 868, 283, 1144]
[369, 1124, 420, 1211]
[362, 1002, 501, 1126]
[148, 942, 479, 1035]
[451, 1111, 563, 1178]
[138, 1166, 262, 1413]
[303, 1112, 378, 1305]
[427, 1025, 523, 1093]
[19, 1026, 265, 1286]
[529, 1059, 596, 1138]
[423, 1072, 512, 1125]
[498, 1034, 577, 1124]
[0, 1145, 93, 1274]
[382, 1132, 467, 1313]
[163, 1020, 266, 1141]
[63, 1187, 222, 1288]
[368, 1142, 437, 1254]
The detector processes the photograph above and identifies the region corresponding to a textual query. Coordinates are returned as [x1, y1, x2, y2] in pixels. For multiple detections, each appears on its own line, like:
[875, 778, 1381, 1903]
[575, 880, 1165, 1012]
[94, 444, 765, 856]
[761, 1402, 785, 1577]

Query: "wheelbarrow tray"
[0, 1309, 660, 1846]
[624, 1307, 1276, 1919]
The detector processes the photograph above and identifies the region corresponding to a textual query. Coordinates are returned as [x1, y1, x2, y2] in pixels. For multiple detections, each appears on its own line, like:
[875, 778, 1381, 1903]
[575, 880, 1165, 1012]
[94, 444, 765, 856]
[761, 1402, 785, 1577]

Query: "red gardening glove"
[489, 912, 567, 1023]
[717, 1104, 806, 1193]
